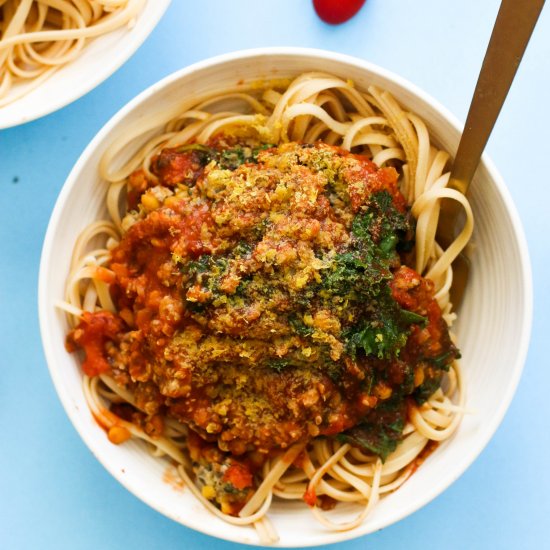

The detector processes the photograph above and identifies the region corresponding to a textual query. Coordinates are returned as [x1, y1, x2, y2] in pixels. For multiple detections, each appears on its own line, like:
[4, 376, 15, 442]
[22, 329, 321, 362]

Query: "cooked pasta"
[62, 72, 473, 544]
[0, 0, 145, 106]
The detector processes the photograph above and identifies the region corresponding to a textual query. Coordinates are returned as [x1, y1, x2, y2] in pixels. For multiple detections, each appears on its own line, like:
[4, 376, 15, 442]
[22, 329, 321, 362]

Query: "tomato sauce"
[68, 140, 458, 471]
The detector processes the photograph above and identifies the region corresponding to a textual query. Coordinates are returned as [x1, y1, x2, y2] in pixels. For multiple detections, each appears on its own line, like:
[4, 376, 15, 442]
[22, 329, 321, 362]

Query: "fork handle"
[450, 0, 545, 193]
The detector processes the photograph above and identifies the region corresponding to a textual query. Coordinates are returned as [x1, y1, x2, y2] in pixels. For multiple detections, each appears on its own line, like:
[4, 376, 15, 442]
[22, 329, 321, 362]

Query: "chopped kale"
[337, 398, 406, 462]
[220, 483, 243, 495]
[219, 148, 248, 170]
[251, 217, 271, 240]
[267, 358, 291, 373]
[326, 362, 344, 383]
[234, 276, 252, 297]
[181, 254, 229, 301]
[429, 349, 460, 370]
[413, 375, 442, 404]
[344, 314, 408, 360]
[363, 370, 376, 395]
[412, 348, 460, 404]
[351, 191, 414, 259]
[233, 241, 254, 259]
[321, 191, 421, 361]
[173, 143, 275, 171]
[182, 239, 257, 301]
[183, 255, 228, 279]
[217, 144, 275, 170]
[293, 286, 317, 308]
[343, 307, 427, 362]
[289, 315, 314, 337]
[395, 362, 415, 397]
[321, 251, 390, 300]
[400, 309, 428, 326]
[338, 420, 403, 462]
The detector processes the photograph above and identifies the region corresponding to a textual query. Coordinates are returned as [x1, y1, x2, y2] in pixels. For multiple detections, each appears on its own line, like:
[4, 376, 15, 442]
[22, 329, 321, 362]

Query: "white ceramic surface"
[0, 0, 171, 129]
[39, 48, 532, 547]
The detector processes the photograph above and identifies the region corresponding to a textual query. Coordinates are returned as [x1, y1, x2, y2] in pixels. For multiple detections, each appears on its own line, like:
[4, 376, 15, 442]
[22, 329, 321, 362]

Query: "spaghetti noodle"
[0, 0, 145, 107]
[62, 72, 473, 544]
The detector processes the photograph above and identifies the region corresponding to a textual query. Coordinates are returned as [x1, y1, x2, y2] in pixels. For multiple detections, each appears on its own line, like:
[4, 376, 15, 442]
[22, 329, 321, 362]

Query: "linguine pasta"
[0, 0, 145, 107]
[61, 72, 473, 544]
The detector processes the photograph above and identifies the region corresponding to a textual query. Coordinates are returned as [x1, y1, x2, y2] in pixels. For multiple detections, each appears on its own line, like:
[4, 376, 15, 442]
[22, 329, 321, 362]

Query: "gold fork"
[437, 0, 545, 308]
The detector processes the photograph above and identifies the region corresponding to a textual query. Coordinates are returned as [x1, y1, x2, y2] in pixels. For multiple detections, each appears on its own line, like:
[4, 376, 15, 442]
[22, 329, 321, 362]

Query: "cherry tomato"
[313, 0, 366, 25]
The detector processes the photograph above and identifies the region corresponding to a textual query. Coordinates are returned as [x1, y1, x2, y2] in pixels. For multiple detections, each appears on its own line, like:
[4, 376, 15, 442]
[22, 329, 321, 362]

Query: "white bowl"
[39, 48, 532, 547]
[0, 0, 171, 129]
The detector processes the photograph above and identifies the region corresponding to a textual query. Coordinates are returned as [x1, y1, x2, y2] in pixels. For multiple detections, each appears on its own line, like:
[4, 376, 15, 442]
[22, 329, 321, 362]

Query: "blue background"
[1, 1, 549, 548]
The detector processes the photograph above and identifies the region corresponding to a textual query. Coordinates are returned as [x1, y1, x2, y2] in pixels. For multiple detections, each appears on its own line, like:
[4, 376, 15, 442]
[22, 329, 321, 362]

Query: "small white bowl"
[0, 0, 171, 129]
[39, 48, 532, 547]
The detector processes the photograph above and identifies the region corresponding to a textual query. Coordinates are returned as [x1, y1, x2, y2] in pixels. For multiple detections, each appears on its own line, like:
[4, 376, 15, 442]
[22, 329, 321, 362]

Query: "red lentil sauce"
[67, 139, 458, 513]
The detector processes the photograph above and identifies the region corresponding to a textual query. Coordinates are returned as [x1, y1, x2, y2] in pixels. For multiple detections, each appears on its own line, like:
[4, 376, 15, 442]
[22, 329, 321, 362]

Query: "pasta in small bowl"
[0, 0, 171, 128]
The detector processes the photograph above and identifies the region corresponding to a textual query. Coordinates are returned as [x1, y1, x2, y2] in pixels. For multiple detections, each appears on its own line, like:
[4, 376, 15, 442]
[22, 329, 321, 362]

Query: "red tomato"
[313, 0, 366, 24]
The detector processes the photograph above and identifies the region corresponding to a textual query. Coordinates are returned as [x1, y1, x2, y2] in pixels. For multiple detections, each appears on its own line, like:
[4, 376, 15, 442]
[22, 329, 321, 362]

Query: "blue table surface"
[1, 1, 549, 548]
